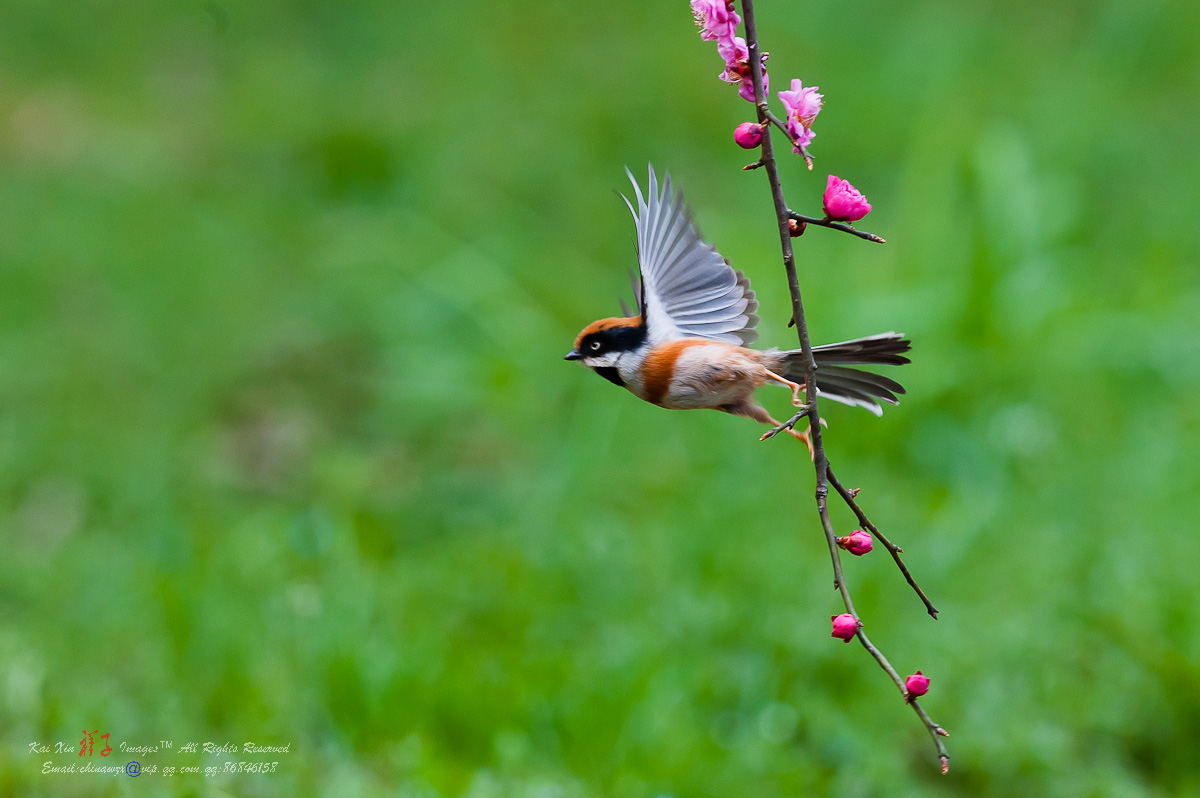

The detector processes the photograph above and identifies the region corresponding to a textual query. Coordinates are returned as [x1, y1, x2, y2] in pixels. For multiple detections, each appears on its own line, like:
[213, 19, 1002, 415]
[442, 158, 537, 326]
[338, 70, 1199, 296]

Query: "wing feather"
[624, 165, 758, 345]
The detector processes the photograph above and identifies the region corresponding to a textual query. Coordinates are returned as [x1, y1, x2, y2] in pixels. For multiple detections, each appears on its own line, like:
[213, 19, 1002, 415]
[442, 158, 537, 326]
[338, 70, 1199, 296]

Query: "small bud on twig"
[787, 218, 806, 237]
[836, 529, 873, 556]
[734, 122, 765, 149]
[904, 671, 930, 703]
[831, 613, 860, 642]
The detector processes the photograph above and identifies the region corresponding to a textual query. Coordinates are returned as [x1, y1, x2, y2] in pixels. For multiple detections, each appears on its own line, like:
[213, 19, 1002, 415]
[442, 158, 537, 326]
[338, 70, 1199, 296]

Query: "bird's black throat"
[593, 366, 625, 387]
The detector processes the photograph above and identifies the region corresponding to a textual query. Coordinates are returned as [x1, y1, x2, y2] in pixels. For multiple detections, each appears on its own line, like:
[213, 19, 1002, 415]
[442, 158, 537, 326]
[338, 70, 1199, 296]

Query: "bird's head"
[565, 316, 647, 371]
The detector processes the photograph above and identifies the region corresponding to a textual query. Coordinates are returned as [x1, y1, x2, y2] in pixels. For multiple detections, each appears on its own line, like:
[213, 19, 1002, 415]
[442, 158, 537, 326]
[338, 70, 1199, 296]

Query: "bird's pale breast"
[642, 340, 764, 409]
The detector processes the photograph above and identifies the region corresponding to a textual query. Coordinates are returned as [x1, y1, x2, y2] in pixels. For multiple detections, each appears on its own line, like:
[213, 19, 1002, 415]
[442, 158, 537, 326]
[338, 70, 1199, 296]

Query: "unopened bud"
[836, 530, 873, 556]
[788, 218, 806, 237]
[904, 671, 930, 702]
[831, 613, 859, 642]
[733, 122, 764, 149]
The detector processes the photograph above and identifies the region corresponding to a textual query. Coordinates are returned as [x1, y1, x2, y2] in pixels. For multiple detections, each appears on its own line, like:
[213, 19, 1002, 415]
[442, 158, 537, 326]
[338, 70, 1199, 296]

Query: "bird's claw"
[793, 425, 815, 460]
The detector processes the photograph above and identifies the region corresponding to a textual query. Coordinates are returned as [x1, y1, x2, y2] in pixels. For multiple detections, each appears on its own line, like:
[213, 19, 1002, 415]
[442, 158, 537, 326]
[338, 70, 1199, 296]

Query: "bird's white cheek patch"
[584, 353, 621, 369]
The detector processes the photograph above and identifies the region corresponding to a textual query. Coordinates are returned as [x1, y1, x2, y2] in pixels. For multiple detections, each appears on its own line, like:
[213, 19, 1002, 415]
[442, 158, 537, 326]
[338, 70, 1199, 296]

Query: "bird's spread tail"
[778, 332, 911, 416]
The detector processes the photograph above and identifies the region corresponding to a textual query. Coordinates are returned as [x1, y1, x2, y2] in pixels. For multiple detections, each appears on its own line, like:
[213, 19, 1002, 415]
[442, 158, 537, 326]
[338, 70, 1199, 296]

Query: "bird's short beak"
[564, 349, 582, 361]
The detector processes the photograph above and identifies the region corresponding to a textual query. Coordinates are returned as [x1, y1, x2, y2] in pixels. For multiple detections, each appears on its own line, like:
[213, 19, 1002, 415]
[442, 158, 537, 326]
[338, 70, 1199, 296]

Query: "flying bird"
[565, 166, 910, 453]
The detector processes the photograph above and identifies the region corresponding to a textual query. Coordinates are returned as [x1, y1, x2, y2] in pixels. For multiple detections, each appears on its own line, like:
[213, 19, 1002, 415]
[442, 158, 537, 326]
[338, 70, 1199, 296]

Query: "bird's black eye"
[589, 340, 602, 351]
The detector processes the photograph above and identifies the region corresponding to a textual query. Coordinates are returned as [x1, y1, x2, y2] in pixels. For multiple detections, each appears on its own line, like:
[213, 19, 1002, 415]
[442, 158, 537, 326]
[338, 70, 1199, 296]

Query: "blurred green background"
[1, 0, 1198, 795]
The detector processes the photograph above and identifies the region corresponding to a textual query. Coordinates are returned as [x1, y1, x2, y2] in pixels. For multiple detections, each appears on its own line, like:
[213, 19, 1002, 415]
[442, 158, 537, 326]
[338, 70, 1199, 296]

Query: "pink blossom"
[905, 671, 930, 701]
[790, 126, 814, 152]
[837, 530, 873, 556]
[822, 175, 872, 222]
[718, 36, 768, 103]
[778, 79, 823, 153]
[733, 121, 763, 149]
[691, 0, 740, 42]
[831, 613, 859, 642]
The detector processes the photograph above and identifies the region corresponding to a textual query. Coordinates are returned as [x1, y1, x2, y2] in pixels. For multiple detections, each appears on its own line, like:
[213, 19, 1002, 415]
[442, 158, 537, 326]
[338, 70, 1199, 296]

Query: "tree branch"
[740, 0, 949, 773]
[827, 465, 939, 619]
[787, 210, 887, 243]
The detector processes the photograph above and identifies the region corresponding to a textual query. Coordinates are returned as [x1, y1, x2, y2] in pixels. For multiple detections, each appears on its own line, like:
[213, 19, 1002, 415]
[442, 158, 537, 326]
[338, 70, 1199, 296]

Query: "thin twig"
[740, 0, 949, 773]
[827, 465, 940, 619]
[760, 406, 810, 440]
[761, 109, 815, 168]
[788, 210, 886, 243]
[814, 456, 949, 772]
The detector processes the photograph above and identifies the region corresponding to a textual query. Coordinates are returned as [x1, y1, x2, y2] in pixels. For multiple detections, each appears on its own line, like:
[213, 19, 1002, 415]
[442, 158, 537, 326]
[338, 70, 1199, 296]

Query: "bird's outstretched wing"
[623, 165, 759, 346]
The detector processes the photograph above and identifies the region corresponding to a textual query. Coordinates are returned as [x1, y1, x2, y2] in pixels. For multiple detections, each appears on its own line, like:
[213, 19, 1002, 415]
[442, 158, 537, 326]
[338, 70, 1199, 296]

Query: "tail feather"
[811, 331, 911, 366]
[819, 366, 905, 403]
[779, 332, 912, 416]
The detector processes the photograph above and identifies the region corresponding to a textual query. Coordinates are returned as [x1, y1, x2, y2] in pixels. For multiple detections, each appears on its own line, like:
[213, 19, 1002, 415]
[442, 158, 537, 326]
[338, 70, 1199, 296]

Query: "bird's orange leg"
[721, 402, 817, 461]
[759, 412, 815, 460]
[762, 368, 806, 407]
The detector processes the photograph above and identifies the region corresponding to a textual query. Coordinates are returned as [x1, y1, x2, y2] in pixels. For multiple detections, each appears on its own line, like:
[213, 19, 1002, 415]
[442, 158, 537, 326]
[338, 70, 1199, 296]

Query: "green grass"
[1, 0, 1198, 795]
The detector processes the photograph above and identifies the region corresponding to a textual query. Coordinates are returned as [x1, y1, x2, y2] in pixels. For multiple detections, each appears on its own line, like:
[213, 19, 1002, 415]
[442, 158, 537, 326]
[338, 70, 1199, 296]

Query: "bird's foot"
[788, 425, 815, 460]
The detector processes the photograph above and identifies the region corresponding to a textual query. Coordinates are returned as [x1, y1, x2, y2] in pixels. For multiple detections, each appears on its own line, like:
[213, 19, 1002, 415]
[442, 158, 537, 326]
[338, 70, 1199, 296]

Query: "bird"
[565, 166, 911, 454]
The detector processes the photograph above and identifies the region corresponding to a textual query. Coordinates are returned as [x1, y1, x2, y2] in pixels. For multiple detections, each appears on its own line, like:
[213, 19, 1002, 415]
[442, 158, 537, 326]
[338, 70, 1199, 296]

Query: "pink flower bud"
[831, 613, 859, 642]
[733, 122, 764, 149]
[787, 218, 806, 237]
[822, 175, 872, 222]
[905, 671, 930, 702]
[836, 530, 873, 556]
